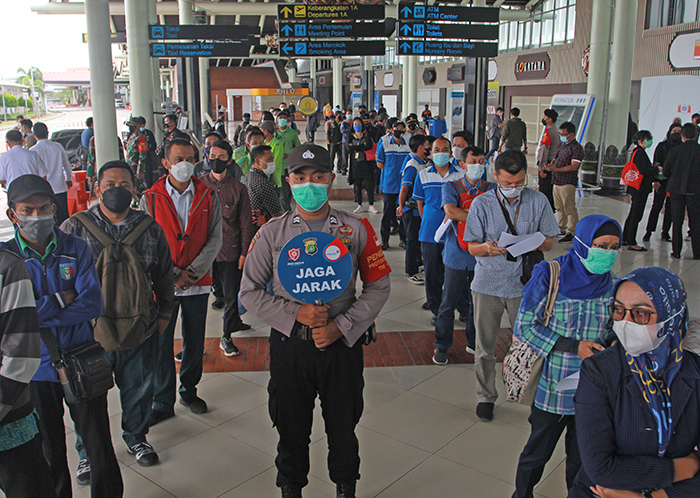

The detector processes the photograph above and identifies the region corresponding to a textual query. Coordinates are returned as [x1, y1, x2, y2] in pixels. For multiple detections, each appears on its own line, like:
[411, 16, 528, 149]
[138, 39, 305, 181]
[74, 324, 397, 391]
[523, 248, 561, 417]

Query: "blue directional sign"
[398, 22, 499, 40]
[278, 232, 353, 304]
[148, 24, 258, 40]
[398, 3, 499, 22]
[278, 20, 390, 39]
[279, 40, 385, 56]
[150, 42, 252, 57]
[397, 40, 498, 57]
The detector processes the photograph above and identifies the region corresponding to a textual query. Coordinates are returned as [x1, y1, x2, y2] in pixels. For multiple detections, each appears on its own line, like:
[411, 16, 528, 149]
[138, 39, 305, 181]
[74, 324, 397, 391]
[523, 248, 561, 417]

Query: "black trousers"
[216, 261, 244, 338]
[30, 381, 123, 498]
[646, 180, 673, 235]
[341, 145, 349, 173]
[329, 142, 342, 173]
[212, 261, 223, 299]
[353, 176, 375, 205]
[403, 210, 422, 276]
[380, 193, 405, 245]
[622, 187, 650, 246]
[512, 405, 581, 498]
[54, 192, 70, 226]
[268, 329, 364, 488]
[671, 193, 700, 258]
[0, 433, 55, 498]
[538, 172, 555, 213]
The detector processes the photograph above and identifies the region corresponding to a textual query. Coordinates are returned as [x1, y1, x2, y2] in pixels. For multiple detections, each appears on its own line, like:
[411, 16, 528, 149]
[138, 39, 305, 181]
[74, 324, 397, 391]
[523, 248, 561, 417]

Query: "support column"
[401, 56, 409, 118]
[148, 0, 163, 142]
[179, 0, 194, 131]
[85, 0, 119, 165]
[310, 58, 317, 98]
[605, 0, 637, 150]
[406, 55, 418, 119]
[585, 0, 614, 148]
[332, 58, 343, 110]
[199, 58, 209, 123]
[125, 0, 154, 128]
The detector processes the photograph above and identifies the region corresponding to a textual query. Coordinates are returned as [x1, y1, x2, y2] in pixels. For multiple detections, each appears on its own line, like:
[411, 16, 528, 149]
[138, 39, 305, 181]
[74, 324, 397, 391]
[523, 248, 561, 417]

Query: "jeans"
[403, 210, 422, 276]
[30, 381, 123, 498]
[0, 434, 55, 498]
[622, 187, 650, 246]
[512, 406, 580, 498]
[76, 331, 158, 457]
[380, 193, 405, 245]
[485, 136, 500, 161]
[153, 293, 209, 411]
[269, 329, 364, 488]
[215, 261, 244, 338]
[434, 267, 475, 351]
[671, 193, 700, 258]
[421, 242, 445, 316]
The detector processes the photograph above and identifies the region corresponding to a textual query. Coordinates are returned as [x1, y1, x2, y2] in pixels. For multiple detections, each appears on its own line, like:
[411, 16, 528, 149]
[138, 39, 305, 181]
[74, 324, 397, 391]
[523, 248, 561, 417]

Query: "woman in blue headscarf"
[512, 214, 622, 498]
[570, 267, 700, 498]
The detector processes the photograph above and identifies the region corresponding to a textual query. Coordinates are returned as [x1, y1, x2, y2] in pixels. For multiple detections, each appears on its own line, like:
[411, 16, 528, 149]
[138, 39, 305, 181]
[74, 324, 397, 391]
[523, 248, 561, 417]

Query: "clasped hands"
[296, 303, 343, 349]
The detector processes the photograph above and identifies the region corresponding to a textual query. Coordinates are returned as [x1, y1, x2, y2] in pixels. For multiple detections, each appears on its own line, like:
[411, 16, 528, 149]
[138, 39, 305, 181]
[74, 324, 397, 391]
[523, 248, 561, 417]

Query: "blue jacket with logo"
[1, 227, 102, 383]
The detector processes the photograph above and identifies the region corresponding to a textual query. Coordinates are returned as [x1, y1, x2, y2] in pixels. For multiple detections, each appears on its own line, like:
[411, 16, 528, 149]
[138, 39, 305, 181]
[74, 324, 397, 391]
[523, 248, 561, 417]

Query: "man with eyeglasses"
[464, 150, 559, 422]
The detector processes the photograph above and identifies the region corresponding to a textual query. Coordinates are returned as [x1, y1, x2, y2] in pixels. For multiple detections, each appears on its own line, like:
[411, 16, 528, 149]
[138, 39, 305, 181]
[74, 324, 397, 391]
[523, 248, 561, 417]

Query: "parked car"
[50, 129, 84, 169]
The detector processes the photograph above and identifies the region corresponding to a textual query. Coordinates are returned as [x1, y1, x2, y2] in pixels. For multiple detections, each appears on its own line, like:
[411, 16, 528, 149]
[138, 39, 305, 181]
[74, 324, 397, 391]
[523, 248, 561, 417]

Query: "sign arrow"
[282, 42, 293, 55]
[400, 41, 412, 53]
[400, 24, 412, 35]
[280, 24, 293, 36]
[400, 5, 412, 17]
[280, 6, 293, 18]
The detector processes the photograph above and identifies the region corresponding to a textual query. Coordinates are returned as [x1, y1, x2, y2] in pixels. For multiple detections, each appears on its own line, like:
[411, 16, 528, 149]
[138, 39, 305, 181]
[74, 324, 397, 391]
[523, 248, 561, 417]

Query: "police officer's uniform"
[240, 144, 391, 497]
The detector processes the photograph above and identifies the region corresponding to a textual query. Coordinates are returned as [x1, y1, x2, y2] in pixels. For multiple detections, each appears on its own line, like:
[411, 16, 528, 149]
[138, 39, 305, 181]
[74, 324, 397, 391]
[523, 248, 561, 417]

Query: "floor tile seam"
[208, 424, 279, 458]
[212, 464, 277, 498]
[352, 422, 444, 455]
[428, 453, 522, 488]
[405, 375, 478, 406]
[206, 400, 270, 429]
[364, 454, 436, 498]
[124, 464, 183, 497]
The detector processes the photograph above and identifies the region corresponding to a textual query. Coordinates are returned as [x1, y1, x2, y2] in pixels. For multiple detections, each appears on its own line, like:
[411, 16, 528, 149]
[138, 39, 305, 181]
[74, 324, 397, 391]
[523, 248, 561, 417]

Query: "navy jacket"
[570, 343, 700, 497]
[2, 227, 102, 383]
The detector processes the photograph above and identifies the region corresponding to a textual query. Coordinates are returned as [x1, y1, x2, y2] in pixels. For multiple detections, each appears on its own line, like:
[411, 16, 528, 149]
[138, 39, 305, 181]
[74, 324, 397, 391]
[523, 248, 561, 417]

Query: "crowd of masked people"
[0, 99, 699, 498]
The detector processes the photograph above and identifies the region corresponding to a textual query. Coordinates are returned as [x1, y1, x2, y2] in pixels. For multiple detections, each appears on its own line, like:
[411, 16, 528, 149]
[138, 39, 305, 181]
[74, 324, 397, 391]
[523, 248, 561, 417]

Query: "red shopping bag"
[620, 149, 643, 190]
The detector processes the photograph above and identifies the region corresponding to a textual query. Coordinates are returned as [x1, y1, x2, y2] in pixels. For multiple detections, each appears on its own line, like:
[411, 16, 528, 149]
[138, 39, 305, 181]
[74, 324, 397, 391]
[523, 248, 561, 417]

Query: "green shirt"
[276, 127, 302, 168]
[238, 154, 252, 176]
[266, 137, 285, 188]
[233, 145, 248, 164]
[18, 231, 57, 264]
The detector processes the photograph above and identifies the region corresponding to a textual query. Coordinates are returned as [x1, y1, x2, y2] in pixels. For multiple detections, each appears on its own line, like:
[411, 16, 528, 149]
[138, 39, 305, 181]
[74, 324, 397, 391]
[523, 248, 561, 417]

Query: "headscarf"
[612, 267, 688, 457]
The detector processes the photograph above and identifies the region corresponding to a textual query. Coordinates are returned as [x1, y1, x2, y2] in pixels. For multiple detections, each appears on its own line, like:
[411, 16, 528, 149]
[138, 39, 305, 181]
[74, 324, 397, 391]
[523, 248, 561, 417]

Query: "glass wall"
[498, 0, 576, 53]
[646, 0, 700, 28]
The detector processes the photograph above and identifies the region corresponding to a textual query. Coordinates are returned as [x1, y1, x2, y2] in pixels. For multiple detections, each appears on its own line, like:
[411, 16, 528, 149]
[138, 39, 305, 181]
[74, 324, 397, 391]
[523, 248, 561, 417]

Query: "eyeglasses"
[592, 243, 621, 251]
[609, 304, 657, 325]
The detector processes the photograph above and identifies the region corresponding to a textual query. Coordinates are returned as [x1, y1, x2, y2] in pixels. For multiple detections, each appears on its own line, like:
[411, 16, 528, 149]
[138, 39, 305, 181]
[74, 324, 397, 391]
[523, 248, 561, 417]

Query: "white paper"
[555, 371, 580, 392]
[498, 231, 546, 258]
[434, 218, 452, 243]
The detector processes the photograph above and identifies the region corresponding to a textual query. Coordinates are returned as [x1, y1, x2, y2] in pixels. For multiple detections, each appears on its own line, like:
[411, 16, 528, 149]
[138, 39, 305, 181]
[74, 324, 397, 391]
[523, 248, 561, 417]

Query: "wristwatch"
[643, 491, 654, 498]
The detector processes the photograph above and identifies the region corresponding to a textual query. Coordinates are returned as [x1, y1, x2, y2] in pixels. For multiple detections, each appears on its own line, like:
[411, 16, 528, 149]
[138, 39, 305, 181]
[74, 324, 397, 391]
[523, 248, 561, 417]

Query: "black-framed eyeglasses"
[609, 304, 657, 325]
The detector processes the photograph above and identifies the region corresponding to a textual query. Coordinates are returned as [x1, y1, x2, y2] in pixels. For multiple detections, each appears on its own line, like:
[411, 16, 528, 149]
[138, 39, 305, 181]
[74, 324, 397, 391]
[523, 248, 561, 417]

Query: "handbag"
[620, 149, 643, 190]
[496, 191, 544, 285]
[40, 329, 114, 405]
[503, 260, 560, 405]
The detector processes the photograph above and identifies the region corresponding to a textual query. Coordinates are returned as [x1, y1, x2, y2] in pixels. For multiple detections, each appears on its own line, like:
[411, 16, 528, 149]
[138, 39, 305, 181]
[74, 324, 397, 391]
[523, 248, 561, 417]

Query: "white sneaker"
[353, 205, 363, 213]
[465, 345, 476, 355]
[407, 273, 425, 285]
[368, 205, 379, 214]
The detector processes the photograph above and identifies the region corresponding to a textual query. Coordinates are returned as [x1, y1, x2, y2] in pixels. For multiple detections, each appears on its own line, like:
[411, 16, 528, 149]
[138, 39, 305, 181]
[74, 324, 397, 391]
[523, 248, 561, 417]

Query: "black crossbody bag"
[496, 192, 544, 285]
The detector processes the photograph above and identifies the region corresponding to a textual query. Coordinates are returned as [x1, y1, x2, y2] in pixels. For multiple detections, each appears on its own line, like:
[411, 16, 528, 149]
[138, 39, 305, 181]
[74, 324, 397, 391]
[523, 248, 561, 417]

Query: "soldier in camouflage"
[125, 116, 149, 197]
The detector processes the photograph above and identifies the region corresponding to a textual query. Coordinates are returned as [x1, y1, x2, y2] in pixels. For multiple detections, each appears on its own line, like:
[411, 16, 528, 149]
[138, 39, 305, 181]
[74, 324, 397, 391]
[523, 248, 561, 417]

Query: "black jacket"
[663, 140, 700, 195]
[630, 145, 655, 194]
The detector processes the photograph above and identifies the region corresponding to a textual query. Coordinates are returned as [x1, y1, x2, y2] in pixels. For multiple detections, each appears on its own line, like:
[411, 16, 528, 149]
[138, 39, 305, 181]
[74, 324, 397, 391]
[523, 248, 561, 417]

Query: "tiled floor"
[18, 176, 700, 498]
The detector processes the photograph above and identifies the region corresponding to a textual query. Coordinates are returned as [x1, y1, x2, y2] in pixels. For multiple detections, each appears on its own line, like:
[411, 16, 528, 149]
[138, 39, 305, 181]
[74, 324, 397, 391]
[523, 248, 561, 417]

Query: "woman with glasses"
[570, 266, 700, 497]
[512, 214, 622, 498]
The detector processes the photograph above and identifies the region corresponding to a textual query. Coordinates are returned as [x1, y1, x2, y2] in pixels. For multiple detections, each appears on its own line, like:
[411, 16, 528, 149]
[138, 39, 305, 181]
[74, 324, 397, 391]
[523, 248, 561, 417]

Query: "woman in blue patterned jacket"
[512, 214, 622, 498]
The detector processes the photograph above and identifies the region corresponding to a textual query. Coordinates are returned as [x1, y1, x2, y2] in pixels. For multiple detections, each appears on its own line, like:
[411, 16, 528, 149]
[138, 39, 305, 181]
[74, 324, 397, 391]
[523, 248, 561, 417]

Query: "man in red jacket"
[140, 138, 223, 423]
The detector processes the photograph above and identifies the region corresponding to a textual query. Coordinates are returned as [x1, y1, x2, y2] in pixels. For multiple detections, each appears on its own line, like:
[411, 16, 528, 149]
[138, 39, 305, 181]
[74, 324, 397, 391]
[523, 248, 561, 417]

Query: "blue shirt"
[451, 157, 487, 181]
[413, 164, 464, 243]
[441, 178, 497, 271]
[377, 135, 410, 194]
[400, 154, 426, 216]
[81, 128, 94, 149]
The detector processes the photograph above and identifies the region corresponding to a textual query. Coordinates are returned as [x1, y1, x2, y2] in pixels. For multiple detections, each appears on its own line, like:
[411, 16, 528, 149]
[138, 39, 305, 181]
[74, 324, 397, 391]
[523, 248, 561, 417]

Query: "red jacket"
[145, 176, 214, 286]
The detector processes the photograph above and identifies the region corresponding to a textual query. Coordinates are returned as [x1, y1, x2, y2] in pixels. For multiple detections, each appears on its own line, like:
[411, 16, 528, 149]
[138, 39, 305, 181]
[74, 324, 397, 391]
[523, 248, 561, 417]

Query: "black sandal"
[628, 245, 648, 252]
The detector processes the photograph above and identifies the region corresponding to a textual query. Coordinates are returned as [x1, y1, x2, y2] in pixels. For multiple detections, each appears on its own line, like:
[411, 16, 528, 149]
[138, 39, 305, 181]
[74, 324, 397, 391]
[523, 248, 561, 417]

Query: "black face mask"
[408, 124, 417, 130]
[541, 118, 548, 126]
[394, 130, 404, 139]
[423, 147, 431, 156]
[210, 158, 228, 174]
[670, 132, 682, 143]
[101, 186, 133, 213]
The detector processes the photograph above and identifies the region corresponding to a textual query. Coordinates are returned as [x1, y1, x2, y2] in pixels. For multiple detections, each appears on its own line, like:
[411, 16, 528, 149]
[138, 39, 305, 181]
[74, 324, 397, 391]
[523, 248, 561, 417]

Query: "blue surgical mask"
[353, 125, 363, 132]
[433, 152, 451, 167]
[560, 135, 569, 143]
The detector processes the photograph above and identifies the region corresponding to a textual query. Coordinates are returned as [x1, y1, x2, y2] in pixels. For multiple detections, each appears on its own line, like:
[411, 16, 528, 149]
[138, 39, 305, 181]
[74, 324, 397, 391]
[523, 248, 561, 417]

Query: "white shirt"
[164, 177, 209, 297]
[0, 145, 47, 187]
[30, 139, 72, 194]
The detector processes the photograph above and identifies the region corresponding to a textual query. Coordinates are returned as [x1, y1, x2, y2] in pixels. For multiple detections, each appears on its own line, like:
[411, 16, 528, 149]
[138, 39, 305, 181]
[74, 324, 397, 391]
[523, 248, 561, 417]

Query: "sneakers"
[465, 345, 476, 355]
[458, 313, 467, 323]
[219, 337, 240, 357]
[390, 226, 399, 236]
[432, 348, 448, 365]
[398, 240, 406, 249]
[76, 459, 91, 486]
[421, 302, 430, 310]
[559, 232, 574, 243]
[476, 402, 494, 422]
[180, 395, 208, 415]
[211, 297, 225, 310]
[353, 205, 363, 213]
[381, 241, 389, 251]
[430, 315, 437, 326]
[368, 205, 379, 214]
[407, 272, 425, 285]
[148, 409, 175, 427]
[174, 351, 182, 362]
[127, 441, 159, 467]
[337, 480, 357, 498]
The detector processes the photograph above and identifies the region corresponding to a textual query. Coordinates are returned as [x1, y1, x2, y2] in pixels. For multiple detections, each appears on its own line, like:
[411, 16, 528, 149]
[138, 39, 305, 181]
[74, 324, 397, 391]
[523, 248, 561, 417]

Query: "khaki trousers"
[472, 291, 522, 403]
[553, 184, 578, 234]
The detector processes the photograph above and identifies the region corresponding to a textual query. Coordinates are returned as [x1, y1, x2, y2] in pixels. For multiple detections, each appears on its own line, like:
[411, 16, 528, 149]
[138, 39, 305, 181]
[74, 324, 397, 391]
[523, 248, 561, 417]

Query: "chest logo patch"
[59, 262, 75, 281]
[288, 248, 301, 261]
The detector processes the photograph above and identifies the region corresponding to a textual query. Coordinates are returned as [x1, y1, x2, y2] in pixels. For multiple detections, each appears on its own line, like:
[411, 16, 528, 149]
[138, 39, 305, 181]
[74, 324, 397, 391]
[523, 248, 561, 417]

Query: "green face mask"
[291, 182, 329, 213]
[644, 139, 653, 148]
[576, 238, 618, 274]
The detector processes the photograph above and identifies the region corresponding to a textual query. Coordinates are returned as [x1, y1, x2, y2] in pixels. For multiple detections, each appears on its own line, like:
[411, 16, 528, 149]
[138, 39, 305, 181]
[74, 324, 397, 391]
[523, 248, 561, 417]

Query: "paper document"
[498, 231, 545, 258]
[434, 218, 452, 243]
[555, 371, 580, 392]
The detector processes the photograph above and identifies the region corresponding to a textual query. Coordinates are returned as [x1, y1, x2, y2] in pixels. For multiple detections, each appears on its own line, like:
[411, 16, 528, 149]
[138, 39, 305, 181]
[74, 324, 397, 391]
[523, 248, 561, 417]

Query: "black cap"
[7, 175, 56, 205]
[544, 109, 558, 122]
[287, 144, 331, 174]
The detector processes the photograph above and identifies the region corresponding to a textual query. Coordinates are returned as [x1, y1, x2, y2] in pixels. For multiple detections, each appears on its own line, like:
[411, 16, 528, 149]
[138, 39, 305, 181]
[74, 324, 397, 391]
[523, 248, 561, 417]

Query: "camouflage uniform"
[126, 131, 149, 196]
[87, 136, 125, 183]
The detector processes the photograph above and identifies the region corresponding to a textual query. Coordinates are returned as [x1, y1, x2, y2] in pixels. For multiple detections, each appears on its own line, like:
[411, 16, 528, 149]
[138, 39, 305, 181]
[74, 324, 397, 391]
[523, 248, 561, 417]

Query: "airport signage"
[279, 40, 385, 57]
[397, 40, 498, 57]
[397, 3, 499, 23]
[397, 22, 498, 40]
[515, 52, 551, 80]
[278, 20, 387, 39]
[150, 42, 252, 58]
[277, 4, 385, 21]
[148, 25, 258, 41]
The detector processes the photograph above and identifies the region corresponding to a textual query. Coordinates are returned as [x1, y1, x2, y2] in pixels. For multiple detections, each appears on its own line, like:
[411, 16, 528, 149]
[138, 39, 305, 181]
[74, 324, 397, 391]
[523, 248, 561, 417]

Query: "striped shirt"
[514, 267, 613, 415]
[376, 135, 411, 194]
[413, 164, 464, 243]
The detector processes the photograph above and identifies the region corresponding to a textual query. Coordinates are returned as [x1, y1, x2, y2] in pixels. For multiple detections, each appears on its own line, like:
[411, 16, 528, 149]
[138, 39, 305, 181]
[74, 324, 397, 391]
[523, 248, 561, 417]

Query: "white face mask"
[263, 161, 277, 176]
[170, 161, 195, 183]
[614, 307, 685, 357]
[452, 147, 463, 163]
[466, 163, 485, 181]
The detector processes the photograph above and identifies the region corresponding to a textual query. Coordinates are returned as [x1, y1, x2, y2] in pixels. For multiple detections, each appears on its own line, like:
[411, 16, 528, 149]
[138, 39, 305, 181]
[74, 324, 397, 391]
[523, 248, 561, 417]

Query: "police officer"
[240, 143, 391, 498]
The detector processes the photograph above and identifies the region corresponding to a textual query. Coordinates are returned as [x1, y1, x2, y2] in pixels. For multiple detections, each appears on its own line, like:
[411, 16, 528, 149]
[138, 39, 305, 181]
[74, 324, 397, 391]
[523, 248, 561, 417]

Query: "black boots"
[281, 485, 302, 498]
[337, 480, 357, 498]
